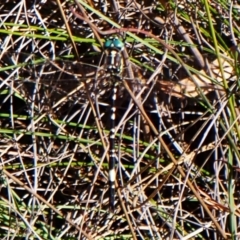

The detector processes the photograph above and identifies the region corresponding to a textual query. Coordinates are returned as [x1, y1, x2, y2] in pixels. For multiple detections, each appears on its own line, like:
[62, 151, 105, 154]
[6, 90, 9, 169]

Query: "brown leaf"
[158, 48, 237, 98]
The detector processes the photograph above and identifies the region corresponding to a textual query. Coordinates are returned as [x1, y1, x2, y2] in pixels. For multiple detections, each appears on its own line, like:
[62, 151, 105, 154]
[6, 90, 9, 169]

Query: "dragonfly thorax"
[104, 49, 123, 75]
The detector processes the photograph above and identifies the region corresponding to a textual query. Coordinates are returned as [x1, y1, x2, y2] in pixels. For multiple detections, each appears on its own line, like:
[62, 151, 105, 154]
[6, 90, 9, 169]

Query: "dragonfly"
[0, 35, 148, 213]
[102, 36, 125, 212]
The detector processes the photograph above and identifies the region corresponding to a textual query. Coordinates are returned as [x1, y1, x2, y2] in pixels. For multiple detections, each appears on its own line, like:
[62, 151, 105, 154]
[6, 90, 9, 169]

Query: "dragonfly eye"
[104, 37, 124, 51]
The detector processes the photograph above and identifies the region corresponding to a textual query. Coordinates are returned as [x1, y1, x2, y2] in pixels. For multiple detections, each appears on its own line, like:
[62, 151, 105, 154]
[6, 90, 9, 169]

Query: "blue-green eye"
[104, 37, 124, 51]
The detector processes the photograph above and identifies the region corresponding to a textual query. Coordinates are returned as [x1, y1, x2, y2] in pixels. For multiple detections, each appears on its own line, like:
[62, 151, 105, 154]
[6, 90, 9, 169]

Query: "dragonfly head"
[104, 36, 124, 51]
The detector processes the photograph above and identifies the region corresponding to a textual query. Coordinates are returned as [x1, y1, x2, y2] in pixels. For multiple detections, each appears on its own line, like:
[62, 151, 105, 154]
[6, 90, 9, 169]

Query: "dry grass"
[0, 0, 239, 239]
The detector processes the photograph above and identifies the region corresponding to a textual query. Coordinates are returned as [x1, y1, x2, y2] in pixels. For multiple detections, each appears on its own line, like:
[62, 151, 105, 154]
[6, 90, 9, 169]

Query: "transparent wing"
[0, 50, 113, 115]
